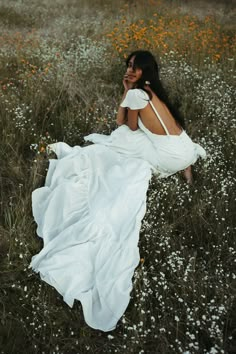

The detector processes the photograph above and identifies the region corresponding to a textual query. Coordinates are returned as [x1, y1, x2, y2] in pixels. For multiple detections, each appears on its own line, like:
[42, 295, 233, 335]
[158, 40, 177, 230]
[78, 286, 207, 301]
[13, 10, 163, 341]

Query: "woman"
[86, 50, 206, 181]
[30, 50, 206, 332]
[116, 50, 206, 183]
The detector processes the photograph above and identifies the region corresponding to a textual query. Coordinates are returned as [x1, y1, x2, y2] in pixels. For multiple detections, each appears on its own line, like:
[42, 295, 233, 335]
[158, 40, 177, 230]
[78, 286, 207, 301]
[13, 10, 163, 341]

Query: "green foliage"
[0, 0, 235, 353]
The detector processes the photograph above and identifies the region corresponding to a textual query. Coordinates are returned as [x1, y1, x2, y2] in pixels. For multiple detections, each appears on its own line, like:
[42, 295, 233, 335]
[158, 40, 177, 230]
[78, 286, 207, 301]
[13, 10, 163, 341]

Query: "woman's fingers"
[123, 74, 129, 88]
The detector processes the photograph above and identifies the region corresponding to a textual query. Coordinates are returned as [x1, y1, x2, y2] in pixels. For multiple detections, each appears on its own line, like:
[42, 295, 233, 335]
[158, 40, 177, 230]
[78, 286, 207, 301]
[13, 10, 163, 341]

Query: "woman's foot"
[183, 165, 193, 185]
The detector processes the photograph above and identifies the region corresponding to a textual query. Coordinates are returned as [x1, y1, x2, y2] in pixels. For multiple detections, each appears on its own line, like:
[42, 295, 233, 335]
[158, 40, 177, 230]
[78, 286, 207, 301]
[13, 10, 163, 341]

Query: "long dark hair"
[126, 50, 185, 129]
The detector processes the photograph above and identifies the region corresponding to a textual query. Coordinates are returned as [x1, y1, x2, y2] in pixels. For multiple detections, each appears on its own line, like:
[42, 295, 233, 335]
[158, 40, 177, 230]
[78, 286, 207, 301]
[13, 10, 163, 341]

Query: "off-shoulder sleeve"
[120, 89, 149, 110]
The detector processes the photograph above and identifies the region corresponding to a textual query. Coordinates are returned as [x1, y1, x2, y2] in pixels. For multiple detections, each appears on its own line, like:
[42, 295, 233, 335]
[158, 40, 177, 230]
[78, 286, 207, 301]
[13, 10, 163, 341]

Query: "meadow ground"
[0, 0, 235, 353]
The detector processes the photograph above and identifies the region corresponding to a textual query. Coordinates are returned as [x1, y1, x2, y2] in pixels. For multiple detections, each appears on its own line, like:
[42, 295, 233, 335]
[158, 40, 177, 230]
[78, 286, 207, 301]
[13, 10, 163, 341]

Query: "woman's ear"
[136, 68, 142, 79]
[144, 82, 151, 92]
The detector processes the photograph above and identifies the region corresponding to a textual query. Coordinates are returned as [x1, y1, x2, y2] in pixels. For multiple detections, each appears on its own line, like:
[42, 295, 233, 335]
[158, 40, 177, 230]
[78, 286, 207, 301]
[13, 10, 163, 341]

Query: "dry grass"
[0, 0, 235, 353]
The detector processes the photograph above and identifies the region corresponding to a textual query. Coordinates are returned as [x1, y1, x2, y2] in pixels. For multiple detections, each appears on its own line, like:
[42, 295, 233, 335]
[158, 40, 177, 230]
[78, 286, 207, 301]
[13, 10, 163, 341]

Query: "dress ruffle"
[30, 143, 151, 331]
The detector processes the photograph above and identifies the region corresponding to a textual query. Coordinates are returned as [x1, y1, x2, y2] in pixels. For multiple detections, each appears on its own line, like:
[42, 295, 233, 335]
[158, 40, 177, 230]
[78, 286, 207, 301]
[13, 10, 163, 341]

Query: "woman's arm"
[126, 108, 139, 131]
[116, 73, 136, 126]
[117, 88, 141, 130]
[116, 90, 128, 126]
[116, 97, 139, 130]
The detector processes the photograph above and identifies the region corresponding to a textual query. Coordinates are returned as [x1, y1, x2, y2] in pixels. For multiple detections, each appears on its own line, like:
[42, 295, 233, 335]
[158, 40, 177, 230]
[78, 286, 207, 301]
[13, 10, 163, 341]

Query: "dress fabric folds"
[30, 141, 152, 332]
[30, 90, 206, 332]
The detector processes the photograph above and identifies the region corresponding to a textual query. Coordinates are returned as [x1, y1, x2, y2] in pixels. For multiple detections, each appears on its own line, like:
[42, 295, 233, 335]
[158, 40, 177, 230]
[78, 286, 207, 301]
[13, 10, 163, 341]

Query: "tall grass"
[0, 0, 235, 353]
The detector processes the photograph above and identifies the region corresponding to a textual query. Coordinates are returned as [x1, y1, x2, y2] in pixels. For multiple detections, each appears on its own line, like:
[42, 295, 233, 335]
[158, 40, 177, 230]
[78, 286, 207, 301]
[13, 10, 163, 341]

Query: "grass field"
[0, 0, 235, 353]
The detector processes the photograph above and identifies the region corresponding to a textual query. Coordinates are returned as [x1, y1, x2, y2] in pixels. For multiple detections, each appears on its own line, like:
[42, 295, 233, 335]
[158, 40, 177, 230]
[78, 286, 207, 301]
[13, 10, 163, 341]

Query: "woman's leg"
[183, 165, 193, 184]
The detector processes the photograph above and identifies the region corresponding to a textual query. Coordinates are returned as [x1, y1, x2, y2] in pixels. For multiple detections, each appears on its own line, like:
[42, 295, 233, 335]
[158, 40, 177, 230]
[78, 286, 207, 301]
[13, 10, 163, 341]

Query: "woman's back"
[139, 91, 183, 136]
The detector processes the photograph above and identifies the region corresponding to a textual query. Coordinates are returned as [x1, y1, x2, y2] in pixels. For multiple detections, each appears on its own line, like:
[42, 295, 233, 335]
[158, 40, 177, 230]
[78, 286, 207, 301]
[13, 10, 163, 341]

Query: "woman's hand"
[123, 73, 134, 91]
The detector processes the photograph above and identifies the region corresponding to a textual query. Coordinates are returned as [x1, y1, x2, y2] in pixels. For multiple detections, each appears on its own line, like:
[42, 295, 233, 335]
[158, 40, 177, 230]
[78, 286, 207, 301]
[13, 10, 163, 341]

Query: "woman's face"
[126, 56, 142, 84]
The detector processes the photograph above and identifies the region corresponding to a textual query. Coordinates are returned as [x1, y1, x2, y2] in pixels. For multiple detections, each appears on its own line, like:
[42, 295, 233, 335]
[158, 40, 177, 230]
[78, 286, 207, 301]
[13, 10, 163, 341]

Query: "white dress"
[30, 89, 206, 332]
